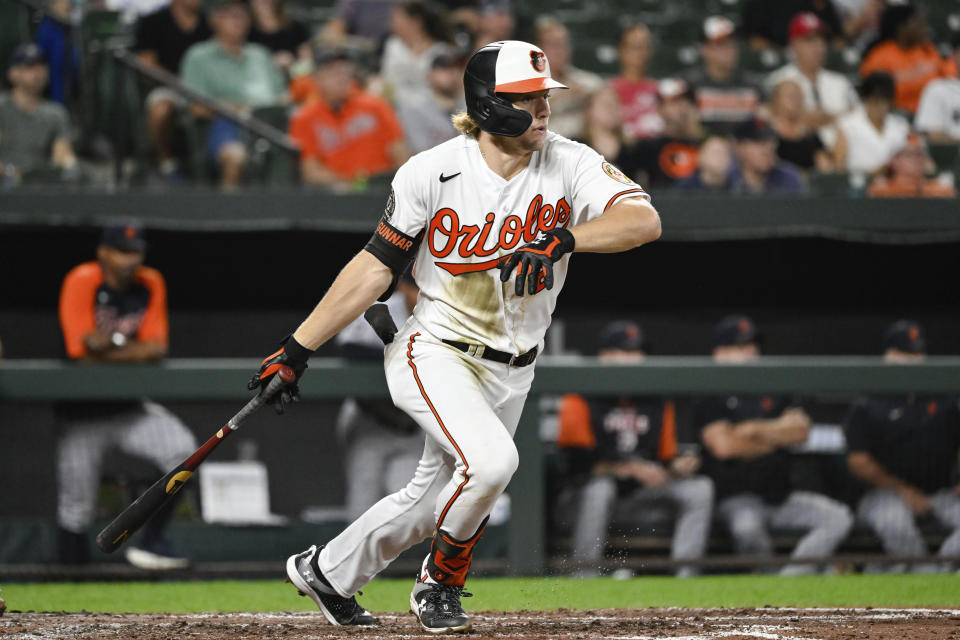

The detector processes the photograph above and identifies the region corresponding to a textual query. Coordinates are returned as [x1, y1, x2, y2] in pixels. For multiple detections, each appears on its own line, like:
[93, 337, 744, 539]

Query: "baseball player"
[56, 221, 197, 570]
[249, 40, 661, 633]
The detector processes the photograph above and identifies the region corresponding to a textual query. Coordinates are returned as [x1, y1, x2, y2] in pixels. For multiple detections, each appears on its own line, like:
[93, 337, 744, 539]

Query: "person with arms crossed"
[845, 320, 960, 573]
[558, 321, 713, 578]
[56, 222, 197, 570]
[695, 315, 853, 574]
[247, 40, 661, 633]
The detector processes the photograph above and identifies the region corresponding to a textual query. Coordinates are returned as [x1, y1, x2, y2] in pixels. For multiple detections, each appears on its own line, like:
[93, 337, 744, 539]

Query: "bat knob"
[277, 365, 296, 383]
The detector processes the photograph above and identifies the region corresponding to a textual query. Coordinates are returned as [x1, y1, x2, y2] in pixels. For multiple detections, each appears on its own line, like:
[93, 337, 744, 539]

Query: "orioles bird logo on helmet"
[529, 50, 546, 72]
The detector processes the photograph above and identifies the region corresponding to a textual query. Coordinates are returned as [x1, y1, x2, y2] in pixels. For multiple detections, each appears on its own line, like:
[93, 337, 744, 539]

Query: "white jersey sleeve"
[566, 143, 650, 227]
[384, 155, 429, 236]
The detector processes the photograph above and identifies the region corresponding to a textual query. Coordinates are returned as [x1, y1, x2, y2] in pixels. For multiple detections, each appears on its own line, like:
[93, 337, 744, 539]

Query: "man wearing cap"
[288, 47, 408, 188]
[252, 39, 659, 632]
[394, 50, 465, 154]
[730, 118, 806, 195]
[557, 321, 713, 578]
[0, 44, 77, 183]
[765, 13, 859, 149]
[684, 16, 763, 135]
[629, 78, 704, 189]
[180, 0, 286, 188]
[695, 315, 853, 574]
[55, 222, 197, 570]
[845, 320, 960, 572]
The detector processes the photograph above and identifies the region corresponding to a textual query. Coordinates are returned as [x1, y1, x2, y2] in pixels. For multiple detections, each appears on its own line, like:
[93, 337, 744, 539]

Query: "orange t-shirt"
[860, 42, 958, 113]
[288, 87, 404, 180]
[59, 261, 169, 359]
[556, 394, 677, 462]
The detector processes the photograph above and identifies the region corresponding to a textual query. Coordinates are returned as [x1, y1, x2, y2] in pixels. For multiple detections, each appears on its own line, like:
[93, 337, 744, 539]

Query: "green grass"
[4, 575, 959, 614]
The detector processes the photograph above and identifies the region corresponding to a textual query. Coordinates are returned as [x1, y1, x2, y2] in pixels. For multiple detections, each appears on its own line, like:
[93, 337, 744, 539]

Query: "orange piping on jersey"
[557, 394, 596, 449]
[59, 262, 105, 359]
[604, 188, 647, 212]
[407, 332, 470, 529]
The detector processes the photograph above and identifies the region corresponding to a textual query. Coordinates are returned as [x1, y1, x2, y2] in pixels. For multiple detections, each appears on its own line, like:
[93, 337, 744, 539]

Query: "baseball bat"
[95, 365, 296, 553]
[364, 303, 398, 345]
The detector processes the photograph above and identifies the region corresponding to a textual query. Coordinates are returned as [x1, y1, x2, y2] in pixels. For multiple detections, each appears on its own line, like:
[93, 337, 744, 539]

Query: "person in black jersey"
[557, 321, 713, 577]
[55, 221, 197, 569]
[845, 320, 960, 572]
[695, 315, 853, 574]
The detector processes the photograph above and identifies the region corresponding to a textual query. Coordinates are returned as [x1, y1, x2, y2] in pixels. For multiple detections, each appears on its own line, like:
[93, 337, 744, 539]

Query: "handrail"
[113, 50, 300, 154]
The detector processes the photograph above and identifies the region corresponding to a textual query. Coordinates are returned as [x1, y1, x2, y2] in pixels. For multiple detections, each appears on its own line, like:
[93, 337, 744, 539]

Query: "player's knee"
[729, 511, 766, 540]
[825, 503, 854, 538]
[679, 476, 715, 509]
[470, 444, 518, 495]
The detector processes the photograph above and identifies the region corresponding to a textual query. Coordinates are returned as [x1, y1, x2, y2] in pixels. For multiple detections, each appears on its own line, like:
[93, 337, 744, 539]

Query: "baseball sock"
[421, 516, 489, 586]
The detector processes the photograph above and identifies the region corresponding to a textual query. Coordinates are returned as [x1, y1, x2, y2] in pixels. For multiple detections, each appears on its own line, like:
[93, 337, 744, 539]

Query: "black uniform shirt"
[845, 394, 960, 494]
[694, 394, 793, 503]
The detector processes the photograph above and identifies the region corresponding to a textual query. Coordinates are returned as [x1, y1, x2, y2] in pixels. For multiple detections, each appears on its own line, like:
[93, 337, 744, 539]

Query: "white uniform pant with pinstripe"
[57, 401, 198, 534]
[318, 319, 535, 597]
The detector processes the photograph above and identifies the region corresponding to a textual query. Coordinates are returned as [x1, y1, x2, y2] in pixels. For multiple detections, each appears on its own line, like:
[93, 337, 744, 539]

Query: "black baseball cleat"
[409, 581, 473, 634]
[285, 545, 377, 626]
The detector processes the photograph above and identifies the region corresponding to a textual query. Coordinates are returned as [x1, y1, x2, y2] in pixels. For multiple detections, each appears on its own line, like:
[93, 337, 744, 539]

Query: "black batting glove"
[248, 334, 314, 414]
[498, 228, 575, 296]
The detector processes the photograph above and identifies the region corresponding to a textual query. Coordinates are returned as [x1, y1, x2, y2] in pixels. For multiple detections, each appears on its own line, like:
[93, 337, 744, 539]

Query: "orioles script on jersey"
[430, 194, 571, 276]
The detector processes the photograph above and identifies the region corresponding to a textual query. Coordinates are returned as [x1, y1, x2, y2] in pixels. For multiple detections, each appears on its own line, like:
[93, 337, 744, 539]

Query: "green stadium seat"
[807, 171, 852, 196]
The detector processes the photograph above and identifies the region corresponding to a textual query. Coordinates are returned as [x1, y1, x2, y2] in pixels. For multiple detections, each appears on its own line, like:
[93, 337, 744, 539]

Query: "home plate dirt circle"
[3, 608, 959, 639]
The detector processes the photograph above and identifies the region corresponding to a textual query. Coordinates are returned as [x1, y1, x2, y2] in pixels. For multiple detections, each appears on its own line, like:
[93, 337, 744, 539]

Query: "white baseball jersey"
[381, 132, 649, 354]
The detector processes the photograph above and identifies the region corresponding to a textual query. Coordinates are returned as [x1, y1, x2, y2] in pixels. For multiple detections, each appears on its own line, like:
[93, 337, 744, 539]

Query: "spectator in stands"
[381, 1, 453, 106]
[765, 13, 859, 150]
[610, 22, 660, 141]
[181, 0, 287, 189]
[395, 49, 464, 154]
[859, 3, 957, 115]
[34, 0, 79, 106]
[769, 80, 832, 173]
[336, 269, 423, 520]
[134, 0, 212, 181]
[533, 16, 605, 140]
[0, 44, 77, 184]
[248, 0, 312, 74]
[845, 320, 960, 573]
[834, 72, 909, 178]
[729, 118, 806, 195]
[558, 321, 713, 578]
[676, 135, 734, 194]
[630, 79, 703, 189]
[289, 47, 407, 189]
[741, 0, 845, 49]
[833, 0, 883, 53]
[468, 0, 516, 53]
[685, 16, 763, 136]
[323, 0, 400, 57]
[56, 221, 197, 570]
[576, 87, 639, 180]
[696, 315, 853, 575]
[867, 133, 955, 198]
[915, 35, 960, 144]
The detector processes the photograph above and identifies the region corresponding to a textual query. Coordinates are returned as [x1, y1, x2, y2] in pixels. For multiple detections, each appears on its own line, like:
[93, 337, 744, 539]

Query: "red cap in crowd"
[788, 12, 826, 41]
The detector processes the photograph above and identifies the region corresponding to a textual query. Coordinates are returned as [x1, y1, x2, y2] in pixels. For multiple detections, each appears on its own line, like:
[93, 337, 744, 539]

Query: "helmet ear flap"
[464, 44, 535, 138]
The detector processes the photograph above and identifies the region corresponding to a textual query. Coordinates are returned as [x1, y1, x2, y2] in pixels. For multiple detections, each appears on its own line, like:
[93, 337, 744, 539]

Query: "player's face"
[97, 245, 144, 289]
[502, 90, 552, 151]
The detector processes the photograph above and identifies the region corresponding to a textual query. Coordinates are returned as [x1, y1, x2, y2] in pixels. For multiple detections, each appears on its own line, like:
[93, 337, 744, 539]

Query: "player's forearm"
[83, 340, 166, 363]
[847, 451, 911, 491]
[292, 251, 394, 350]
[570, 197, 660, 253]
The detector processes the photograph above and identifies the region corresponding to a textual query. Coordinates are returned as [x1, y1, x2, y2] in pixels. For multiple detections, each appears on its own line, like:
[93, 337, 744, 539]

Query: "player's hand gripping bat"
[95, 365, 296, 553]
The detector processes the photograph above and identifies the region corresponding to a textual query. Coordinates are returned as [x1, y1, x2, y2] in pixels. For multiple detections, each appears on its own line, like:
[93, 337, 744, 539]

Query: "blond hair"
[451, 111, 480, 138]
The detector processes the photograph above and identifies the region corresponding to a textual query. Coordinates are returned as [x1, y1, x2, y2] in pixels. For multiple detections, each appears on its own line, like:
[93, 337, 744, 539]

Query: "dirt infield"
[3, 608, 959, 639]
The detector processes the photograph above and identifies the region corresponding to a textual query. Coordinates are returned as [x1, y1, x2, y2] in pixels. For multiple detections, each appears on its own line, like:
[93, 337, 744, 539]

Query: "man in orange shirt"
[860, 4, 957, 114]
[289, 47, 409, 189]
[56, 221, 197, 570]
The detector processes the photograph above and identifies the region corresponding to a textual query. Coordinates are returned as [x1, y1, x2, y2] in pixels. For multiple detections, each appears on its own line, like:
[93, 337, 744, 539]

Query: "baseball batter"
[249, 40, 661, 633]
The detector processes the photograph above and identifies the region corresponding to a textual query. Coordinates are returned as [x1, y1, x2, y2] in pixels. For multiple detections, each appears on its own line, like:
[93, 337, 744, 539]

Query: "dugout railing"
[2, 357, 959, 575]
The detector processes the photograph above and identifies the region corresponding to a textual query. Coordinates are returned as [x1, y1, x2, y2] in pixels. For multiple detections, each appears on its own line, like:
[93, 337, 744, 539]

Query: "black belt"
[442, 339, 538, 367]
